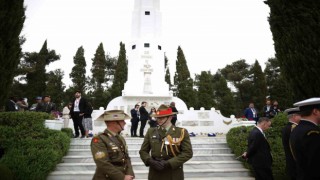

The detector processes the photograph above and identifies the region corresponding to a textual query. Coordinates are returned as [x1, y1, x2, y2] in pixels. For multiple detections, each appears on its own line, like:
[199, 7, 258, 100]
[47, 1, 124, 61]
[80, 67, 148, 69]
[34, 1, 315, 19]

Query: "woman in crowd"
[148, 107, 157, 127]
[83, 102, 93, 138]
[62, 102, 72, 128]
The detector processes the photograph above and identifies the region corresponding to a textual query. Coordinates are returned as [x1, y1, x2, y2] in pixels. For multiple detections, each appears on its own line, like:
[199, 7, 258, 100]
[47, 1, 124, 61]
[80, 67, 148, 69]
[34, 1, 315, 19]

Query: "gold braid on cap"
[166, 128, 185, 157]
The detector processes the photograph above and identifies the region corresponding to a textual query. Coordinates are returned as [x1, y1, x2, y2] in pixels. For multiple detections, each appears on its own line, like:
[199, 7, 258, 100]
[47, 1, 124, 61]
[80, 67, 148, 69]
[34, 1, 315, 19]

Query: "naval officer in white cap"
[282, 107, 301, 180]
[289, 98, 320, 180]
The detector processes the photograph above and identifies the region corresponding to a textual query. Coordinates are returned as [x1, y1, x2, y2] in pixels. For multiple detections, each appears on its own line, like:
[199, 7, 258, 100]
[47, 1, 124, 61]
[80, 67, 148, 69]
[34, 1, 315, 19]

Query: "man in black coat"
[36, 95, 56, 113]
[282, 107, 301, 180]
[70, 90, 87, 138]
[139, 101, 148, 137]
[290, 98, 320, 180]
[170, 102, 178, 126]
[130, 104, 140, 137]
[242, 117, 273, 180]
[5, 96, 18, 112]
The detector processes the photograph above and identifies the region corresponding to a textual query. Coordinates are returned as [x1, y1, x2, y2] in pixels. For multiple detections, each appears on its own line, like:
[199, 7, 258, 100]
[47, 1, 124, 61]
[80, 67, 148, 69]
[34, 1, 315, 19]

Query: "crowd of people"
[5, 92, 319, 180]
[5, 95, 58, 113]
[244, 100, 282, 124]
[129, 101, 178, 137]
[241, 97, 320, 180]
[4, 90, 94, 138]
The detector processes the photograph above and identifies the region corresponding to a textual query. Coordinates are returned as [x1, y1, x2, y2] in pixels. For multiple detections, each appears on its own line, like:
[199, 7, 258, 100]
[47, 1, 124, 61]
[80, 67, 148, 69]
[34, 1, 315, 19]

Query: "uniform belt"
[111, 161, 125, 166]
[152, 156, 171, 161]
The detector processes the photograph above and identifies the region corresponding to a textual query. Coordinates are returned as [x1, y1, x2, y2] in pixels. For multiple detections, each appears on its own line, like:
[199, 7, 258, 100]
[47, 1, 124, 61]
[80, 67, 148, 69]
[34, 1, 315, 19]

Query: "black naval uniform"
[282, 122, 297, 180]
[290, 120, 320, 180]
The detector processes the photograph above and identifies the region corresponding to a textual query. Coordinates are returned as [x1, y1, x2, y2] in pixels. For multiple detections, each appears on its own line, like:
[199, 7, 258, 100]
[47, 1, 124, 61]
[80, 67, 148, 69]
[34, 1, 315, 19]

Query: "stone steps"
[48, 169, 251, 180]
[47, 136, 253, 179]
[70, 142, 229, 149]
[62, 154, 237, 163]
[66, 148, 232, 156]
[55, 161, 244, 171]
[71, 137, 227, 144]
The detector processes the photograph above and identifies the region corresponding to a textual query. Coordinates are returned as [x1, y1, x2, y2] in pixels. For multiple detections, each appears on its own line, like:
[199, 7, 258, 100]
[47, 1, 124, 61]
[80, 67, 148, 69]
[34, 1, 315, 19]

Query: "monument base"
[86, 96, 254, 135]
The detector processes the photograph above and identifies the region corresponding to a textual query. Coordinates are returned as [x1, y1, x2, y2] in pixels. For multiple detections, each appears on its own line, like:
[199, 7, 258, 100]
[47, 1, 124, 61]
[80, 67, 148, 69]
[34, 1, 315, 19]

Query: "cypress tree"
[220, 59, 251, 113]
[105, 54, 117, 88]
[264, 58, 294, 109]
[70, 46, 86, 92]
[250, 60, 267, 111]
[91, 43, 107, 89]
[25, 40, 60, 100]
[0, 0, 25, 109]
[195, 71, 215, 110]
[46, 69, 65, 110]
[265, 0, 320, 99]
[164, 55, 171, 87]
[212, 72, 236, 117]
[90, 43, 108, 108]
[110, 42, 128, 99]
[174, 46, 196, 108]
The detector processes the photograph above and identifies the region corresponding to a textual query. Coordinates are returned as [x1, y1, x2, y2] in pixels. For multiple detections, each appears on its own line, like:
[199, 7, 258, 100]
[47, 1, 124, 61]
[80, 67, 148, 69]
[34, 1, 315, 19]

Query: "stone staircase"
[47, 136, 253, 180]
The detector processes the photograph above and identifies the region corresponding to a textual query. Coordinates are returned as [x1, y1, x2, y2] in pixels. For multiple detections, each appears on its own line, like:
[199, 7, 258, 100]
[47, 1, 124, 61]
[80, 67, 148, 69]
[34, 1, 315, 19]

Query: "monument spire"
[122, 0, 170, 97]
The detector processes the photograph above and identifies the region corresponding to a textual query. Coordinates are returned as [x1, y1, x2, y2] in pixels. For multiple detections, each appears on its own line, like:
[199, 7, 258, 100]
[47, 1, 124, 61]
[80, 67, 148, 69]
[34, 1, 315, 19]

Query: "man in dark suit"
[5, 96, 18, 112]
[139, 101, 149, 137]
[36, 95, 56, 113]
[290, 98, 320, 180]
[130, 104, 140, 137]
[262, 100, 273, 118]
[244, 102, 258, 123]
[242, 117, 273, 180]
[170, 102, 178, 126]
[70, 90, 88, 138]
[282, 107, 300, 180]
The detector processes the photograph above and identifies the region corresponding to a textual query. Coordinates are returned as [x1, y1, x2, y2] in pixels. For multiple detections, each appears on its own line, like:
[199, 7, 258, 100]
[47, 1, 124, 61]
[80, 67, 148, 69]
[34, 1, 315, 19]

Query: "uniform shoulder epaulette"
[307, 130, 320, 136]
[290, 124, 297, 132]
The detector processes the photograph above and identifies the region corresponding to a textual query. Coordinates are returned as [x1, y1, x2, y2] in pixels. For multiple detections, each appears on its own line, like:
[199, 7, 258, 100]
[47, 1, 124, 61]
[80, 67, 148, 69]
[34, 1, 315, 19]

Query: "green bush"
[226, 113, 289, 180]
[0, 164, 14, 180]
[61, 128, 73, 138]
[0, 112, 70, 180]
[226, 126, 253, 170]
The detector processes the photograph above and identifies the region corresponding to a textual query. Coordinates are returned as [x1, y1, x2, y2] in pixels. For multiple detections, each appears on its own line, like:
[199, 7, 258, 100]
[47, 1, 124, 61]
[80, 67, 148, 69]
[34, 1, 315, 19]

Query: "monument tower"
[123, 0, 170, 96]
[107, 0, 187, 112]
[98, 0, 245, 135]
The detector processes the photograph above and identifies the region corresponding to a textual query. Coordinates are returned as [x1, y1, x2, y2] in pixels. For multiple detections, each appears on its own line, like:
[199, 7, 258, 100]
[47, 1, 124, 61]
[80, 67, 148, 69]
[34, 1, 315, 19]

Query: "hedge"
[0, 112, 70, 180]
[226, 113, 288, 180]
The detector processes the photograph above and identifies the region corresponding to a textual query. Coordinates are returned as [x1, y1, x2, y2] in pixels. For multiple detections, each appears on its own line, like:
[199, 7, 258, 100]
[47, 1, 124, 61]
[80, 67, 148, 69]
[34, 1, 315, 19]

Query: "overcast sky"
[22, 0, 275, 87]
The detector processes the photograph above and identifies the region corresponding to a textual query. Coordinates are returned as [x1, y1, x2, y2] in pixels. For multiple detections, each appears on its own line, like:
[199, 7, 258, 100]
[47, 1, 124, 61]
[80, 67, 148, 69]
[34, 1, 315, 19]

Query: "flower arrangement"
[236, 117, 249, 122]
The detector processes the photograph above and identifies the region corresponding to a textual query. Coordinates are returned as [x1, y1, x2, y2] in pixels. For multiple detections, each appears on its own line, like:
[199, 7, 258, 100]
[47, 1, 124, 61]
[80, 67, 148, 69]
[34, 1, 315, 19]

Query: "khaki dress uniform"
[139, 125, 193, 180]
[90, 110, 134, 180]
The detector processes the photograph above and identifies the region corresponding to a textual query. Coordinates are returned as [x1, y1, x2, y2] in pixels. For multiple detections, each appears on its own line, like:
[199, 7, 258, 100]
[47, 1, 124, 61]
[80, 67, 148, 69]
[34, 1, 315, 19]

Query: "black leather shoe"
[73, 135, 79, 138]
[80, 135, 85, 138]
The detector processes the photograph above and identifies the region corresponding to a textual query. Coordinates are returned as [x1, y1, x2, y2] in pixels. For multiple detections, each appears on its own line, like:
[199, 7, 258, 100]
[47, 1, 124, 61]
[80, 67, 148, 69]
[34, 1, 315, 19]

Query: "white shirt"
[256, 126, 265, 137]
[251, 108, 257, 118]
[74, 98, 81, 112]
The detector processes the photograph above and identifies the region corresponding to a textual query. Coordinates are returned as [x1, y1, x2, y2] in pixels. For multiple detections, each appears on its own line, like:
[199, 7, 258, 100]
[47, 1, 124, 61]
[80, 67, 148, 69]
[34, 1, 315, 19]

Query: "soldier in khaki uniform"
[139, 104, 193, 180]
[91, 110, 135, 180]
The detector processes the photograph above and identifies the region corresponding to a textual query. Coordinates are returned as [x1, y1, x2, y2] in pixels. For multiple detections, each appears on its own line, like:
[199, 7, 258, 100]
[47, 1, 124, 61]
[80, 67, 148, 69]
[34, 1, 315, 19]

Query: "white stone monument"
[91, 0, 255, 135]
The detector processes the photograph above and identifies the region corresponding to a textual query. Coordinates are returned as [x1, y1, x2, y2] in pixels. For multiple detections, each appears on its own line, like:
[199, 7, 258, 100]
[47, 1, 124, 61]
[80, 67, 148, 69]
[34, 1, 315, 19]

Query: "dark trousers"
[253, 166, 274, 180]
[139, 119, 147, 136]
[171, 117, 177, 126]
[72, 112, 85, 136]
[131, 119, 139, 136]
